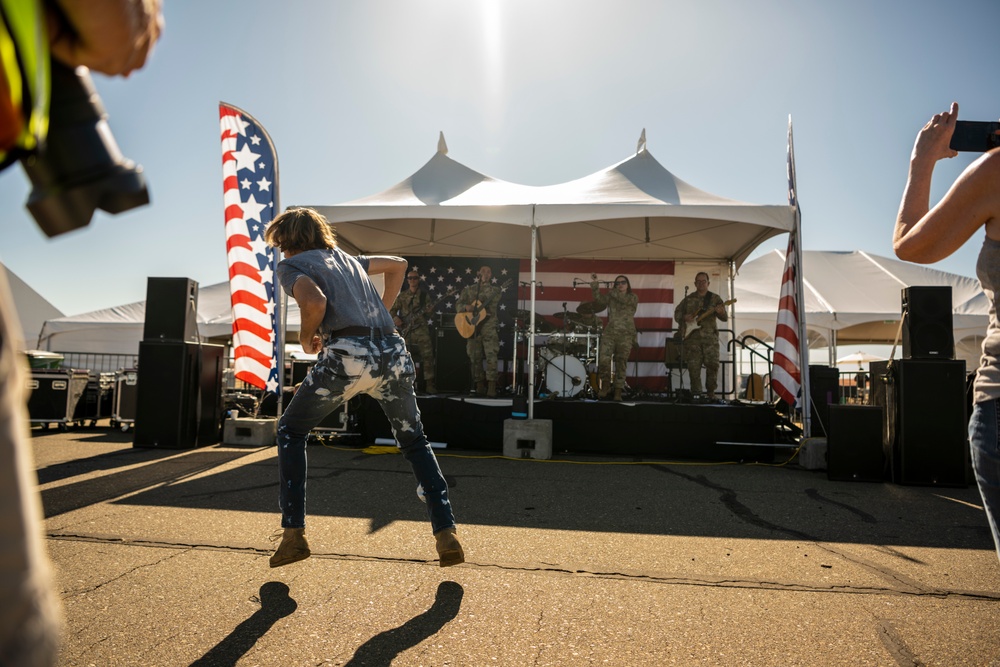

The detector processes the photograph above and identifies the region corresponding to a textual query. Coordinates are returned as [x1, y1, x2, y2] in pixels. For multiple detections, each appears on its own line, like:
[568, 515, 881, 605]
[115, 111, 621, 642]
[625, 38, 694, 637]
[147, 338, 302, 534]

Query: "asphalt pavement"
[29, 423, 1000, 666]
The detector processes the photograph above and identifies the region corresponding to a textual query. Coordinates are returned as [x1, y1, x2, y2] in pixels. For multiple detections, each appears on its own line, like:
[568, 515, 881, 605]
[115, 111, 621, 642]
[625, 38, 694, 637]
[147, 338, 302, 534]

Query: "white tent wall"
[3, 261, 63, 350]
[732, 249, 988, 370]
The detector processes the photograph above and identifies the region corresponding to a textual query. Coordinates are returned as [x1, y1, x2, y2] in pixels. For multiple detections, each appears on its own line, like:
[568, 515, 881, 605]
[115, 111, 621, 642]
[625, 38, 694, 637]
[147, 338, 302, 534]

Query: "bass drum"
[543, 355, 588, 397]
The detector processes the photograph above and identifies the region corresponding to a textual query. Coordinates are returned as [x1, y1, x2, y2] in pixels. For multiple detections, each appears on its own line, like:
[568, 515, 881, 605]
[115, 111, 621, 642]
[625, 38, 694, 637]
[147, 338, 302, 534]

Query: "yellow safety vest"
[0, 0, 49, 167]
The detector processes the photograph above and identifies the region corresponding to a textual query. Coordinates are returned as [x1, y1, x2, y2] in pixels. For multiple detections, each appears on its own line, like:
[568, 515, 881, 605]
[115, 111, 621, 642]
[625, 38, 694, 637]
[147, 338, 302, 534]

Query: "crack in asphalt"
[46, 532, 1000, 602]
[877, 619, 925, 666]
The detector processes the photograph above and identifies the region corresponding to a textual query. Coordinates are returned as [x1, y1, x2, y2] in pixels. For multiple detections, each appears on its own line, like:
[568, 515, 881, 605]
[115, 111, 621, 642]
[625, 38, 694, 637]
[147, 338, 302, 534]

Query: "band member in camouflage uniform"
[390, 270, 437, 394]
[456, 265, 501, 397]
[590, 274, 639, 401]
[675, 272, 728, 400]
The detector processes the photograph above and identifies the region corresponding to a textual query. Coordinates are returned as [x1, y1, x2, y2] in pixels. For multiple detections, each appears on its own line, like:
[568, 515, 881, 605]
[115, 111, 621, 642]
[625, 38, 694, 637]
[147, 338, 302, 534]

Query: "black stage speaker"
[143, 277, 199, 343]
[809, 365, 840, 436]
[827, 405, 885, 482]
[869, 359, 966, 487]
[902, 286, 953, 360]
[435, 318, 469, 393]
[134, 341, 224, 449]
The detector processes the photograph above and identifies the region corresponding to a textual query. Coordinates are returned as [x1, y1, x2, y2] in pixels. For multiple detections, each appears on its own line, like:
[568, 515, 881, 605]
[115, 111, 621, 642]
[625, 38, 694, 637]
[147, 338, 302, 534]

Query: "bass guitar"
[683, 298, 737, 339]
[398, 287, 458, 338]
[454, 278, 513, 338]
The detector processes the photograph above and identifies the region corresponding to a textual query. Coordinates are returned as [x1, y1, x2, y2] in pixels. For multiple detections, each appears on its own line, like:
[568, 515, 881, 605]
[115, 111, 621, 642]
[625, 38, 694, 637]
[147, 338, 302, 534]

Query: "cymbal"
[515, 310, 555, 333]
[576, 301, 606, 315]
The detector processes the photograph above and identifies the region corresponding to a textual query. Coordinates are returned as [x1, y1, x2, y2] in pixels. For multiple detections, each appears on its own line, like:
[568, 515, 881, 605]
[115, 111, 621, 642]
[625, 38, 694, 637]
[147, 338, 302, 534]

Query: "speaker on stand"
[902, 286, 954, 360]
[143, 277, 199, 343]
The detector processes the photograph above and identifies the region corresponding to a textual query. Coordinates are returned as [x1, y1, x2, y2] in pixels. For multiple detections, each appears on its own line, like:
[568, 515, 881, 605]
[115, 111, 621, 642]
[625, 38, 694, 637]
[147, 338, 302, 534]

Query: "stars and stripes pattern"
[219, 103, 279, 392]
[519, 259, 675, 391]
[771, 120, 802, 407]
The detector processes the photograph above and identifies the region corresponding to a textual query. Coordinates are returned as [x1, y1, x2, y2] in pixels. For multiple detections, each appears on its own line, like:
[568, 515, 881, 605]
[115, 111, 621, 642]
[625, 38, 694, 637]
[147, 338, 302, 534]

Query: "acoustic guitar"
[454, 279, 513, 338]
[682, 298, 737, 339]
[398, 287, 458, 338]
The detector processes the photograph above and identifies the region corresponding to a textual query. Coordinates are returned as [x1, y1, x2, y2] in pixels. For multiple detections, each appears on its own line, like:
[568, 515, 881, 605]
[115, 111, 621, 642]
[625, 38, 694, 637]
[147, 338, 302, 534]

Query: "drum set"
[514, 300, 605, 399]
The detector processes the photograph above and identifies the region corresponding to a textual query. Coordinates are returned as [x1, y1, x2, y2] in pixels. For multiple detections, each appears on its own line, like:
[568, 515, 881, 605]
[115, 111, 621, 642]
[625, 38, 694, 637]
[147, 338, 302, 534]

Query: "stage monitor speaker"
[143, 277, 199, 343]
[435, 321, 469, 393]
[827, 405, 885, 482]
[870, 359, 967, 487]
[902, 286, 953, 360]
[134, 341, 224, 449]
[809, 365, 840, 436]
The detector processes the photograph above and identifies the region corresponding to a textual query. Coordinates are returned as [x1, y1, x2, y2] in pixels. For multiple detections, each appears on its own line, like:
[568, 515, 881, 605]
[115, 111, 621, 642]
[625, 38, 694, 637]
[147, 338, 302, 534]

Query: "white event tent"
[3, 261, 63, 350]
[733, 249, 989, 367]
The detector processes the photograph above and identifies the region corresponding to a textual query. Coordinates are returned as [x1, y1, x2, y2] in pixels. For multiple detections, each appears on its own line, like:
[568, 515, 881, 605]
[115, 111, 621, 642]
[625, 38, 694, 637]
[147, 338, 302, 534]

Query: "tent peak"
[437, 131, 448, 155]
[636, 128, 647, 154]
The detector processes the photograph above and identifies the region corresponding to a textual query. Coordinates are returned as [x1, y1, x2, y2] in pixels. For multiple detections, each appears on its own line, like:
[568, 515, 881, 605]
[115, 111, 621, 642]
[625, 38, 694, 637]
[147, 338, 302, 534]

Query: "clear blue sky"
[2, 0, 997, 317]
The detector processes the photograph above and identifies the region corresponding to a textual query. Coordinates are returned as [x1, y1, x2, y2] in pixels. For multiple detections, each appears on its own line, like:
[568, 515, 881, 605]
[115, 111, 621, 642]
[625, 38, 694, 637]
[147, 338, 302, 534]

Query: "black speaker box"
[143, 277, 199, 343]
[902, 286, 954, 359]
[827, 405, 885, 482]
[869, 359, 967, 487]
[809, 365, 840, 436]
[134, 341, 224, 449]
[435, 319, 470, 393]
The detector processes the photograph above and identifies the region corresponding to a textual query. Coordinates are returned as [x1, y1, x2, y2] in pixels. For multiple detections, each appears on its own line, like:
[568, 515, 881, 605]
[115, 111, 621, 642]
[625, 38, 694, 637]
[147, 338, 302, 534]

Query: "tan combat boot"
[487, 380, 497, 398]
[434, 527, 465, 567]
[269, 528, 310, 568]
[613, 387, 622, 402]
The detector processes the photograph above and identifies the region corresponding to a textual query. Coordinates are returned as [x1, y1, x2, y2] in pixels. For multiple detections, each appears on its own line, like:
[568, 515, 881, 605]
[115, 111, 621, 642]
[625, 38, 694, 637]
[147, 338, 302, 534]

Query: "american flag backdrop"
[219, 103, 280, 392]
[395, 257, 674, 391]
[519, 259, 675, 391]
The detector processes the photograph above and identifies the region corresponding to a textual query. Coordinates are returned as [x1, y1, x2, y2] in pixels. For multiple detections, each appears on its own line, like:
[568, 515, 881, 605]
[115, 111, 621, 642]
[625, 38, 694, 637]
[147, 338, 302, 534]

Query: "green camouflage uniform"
[456, 281, 502, 384]
[390, 289, 436, 388]
[591, 284, 638, 393]
[675, 290, 727, 395]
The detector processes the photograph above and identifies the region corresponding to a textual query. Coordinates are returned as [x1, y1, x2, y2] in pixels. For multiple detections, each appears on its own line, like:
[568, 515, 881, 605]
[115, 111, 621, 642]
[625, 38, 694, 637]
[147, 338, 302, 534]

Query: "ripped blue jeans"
[277, 334, 455, 534]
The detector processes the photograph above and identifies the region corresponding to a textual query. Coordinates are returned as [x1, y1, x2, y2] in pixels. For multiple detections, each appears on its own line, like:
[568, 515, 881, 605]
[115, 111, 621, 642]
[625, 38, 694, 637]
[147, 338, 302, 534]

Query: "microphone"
[540, 282, 544, 294]
[562, 302, 567, 310]
[684, 285, 689, 296]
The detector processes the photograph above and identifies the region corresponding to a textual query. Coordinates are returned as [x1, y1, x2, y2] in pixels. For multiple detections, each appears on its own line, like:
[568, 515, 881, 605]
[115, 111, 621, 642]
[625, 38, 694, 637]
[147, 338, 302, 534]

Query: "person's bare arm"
[365, 256, 407, 310]
[894, 103, 1000, 263]
[47, 0, 164, 76]
[291, 277, 327, 354]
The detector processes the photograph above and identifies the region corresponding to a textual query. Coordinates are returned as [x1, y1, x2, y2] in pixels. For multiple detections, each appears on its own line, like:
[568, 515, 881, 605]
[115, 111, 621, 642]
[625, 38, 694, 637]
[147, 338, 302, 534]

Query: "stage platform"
[351, 394, 788, 462]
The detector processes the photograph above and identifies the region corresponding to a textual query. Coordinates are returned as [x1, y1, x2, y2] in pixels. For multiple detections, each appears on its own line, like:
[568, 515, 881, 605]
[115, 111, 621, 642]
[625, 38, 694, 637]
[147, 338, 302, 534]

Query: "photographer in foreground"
[894, 101, 1000, 562]
[0, 2, 162, 664]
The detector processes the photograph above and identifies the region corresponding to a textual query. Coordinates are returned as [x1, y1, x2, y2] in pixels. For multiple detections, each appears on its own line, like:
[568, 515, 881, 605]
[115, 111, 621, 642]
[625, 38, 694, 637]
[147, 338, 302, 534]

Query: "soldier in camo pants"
[674, 272, 728, 399]
[390, 270, 437, 394]
[590, 274, 638, 401]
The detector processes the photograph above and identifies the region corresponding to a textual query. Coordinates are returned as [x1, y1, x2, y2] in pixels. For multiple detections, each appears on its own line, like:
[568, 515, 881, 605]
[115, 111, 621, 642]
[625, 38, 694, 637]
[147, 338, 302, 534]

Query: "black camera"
[18, 61, 149, 238]
[949, 120, 1000, 153]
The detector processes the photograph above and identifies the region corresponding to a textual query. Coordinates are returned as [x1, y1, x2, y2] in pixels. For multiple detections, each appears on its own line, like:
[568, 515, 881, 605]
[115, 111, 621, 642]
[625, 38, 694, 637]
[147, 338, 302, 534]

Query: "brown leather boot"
[613, 387, 622, 402]
[487, 380, 497, 398]
[269, 528, 310, 568]
[434, 527, 465, 567]
[476, 380, 487, 395]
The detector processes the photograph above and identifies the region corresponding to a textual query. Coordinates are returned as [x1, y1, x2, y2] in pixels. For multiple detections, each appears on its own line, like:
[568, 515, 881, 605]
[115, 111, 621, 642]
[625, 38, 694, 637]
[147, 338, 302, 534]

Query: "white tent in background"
[733, 249, 989, 366]
[3, 262, 63, 350]
[310, 133, 795, 267]
[36, 282, 302, 355]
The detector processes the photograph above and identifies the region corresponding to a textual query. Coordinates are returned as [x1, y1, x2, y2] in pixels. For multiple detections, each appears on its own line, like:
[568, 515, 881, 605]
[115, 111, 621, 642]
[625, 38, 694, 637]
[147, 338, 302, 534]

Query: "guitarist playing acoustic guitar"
[455, 265, 505, 397]
[674, 271, 731, 400]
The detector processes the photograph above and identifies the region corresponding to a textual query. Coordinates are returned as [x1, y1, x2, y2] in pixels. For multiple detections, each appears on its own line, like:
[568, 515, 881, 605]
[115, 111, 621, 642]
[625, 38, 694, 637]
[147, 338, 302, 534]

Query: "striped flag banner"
[219, 103, 280, 392]
[519, 259, 675, 391]
[771, 119, 802, 407]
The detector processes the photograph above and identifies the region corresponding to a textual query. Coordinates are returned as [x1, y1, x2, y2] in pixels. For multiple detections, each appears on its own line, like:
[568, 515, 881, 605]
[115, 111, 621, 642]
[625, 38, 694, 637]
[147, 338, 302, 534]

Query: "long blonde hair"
[263, 207, 337, 253]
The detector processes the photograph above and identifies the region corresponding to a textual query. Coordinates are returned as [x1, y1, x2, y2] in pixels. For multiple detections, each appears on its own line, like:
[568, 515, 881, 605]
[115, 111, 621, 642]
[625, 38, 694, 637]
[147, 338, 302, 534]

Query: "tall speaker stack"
[134, 278, 224, 449]
[868, 286, 967, 487]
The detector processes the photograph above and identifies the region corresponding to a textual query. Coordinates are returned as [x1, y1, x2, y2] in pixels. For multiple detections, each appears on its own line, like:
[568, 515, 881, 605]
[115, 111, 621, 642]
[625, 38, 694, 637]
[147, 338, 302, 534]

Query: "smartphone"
[950, 120, 1000, 152]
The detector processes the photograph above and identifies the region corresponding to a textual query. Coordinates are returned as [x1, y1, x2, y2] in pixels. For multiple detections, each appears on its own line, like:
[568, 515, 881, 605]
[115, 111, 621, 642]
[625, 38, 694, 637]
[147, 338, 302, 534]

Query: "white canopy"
[3, 261, 63, 350]
[734, 249, 989, 351]
[310, 138, 794, 268]
[37, 282, 302, 355]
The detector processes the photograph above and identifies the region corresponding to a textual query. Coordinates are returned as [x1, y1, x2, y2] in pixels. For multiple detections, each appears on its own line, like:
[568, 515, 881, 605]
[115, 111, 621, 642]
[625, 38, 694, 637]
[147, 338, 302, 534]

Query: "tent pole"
[528, 217, 537, 419]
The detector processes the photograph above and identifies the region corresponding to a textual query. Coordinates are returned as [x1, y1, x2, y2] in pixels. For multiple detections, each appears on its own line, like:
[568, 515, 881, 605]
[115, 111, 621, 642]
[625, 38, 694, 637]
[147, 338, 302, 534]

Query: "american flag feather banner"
[219, 103, 280, 392]
[771, 118, 803, 409]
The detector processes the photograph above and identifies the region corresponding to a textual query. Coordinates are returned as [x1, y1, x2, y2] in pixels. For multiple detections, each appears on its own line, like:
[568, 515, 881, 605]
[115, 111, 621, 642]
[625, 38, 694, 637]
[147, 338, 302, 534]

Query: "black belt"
[328, 326, 397, 339]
